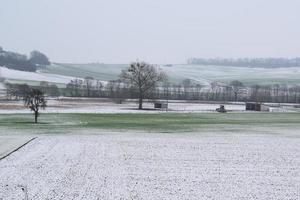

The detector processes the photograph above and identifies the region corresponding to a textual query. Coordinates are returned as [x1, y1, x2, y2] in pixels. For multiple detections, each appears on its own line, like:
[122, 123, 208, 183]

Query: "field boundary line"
[0, 137, 37, 161]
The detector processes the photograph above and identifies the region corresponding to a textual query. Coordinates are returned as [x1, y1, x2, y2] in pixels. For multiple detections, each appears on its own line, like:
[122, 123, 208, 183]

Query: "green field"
[42, 63, 300, 86]
[1, 113, 300, 134]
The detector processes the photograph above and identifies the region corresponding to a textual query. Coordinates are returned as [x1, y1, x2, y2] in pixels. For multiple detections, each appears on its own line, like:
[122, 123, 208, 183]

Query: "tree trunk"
[34, 111, 38, 123]
[138, 97, 143, 110]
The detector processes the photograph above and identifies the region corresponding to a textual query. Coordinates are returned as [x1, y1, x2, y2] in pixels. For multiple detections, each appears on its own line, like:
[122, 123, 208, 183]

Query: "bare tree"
[66, 78, 83, 96]
[120, 61, 167, 109]
[182, 79, 192, 99]
[96, 80, 104, 97]
[230, 80, 244, 101]
[250, 84, 261, 102]
[210, 81, 221, 101]
[84, 76, 94, 97]
[24, 89, 47, 123]
[5, 83, 30, 100]
[272, 84, 280, 103]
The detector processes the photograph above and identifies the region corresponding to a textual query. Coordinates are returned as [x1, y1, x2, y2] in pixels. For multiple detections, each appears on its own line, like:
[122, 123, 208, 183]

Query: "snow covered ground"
[0, 136, 34, 159]
[44, 63, 300, 85]
[0, 132, 299, 199]
[161, 64, 300, 85]
[0, 66, 76, 84]
[1, 98, 299, 114]
[0, 99, 247, 114]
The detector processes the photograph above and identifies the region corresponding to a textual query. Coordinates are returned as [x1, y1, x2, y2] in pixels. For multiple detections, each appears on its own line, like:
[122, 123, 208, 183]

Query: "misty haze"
[0, 0, 300, 199]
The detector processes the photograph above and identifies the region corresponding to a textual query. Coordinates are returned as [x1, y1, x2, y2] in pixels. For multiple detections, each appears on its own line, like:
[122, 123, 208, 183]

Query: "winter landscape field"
[1, 78, 300, 199]
[1, 133, 300, 199]
[2, 64, 300, 199]
[0, 113, 300, 199]
[2, 0, 300, 199]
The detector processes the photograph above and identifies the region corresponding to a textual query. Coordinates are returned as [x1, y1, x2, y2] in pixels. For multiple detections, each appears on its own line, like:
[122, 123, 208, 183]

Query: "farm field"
[2, 63, 300, 87]
[0, 113, 300, 199]
[0, 66, 75, 86]
[0, 98, 249, 114]
[42, 63, 300, 86]
[0, 136, 34, 159]
[2, 0, 300, 199]
[42, 63, 128, 81]
[0, 130, 299, 199]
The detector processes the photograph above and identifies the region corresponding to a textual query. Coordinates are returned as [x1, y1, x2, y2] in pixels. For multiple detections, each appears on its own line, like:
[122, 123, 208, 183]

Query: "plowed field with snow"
[0, 133, 299, 199]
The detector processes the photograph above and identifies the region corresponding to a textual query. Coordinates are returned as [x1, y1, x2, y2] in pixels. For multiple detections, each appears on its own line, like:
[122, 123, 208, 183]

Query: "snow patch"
[0, 66, 76, 84]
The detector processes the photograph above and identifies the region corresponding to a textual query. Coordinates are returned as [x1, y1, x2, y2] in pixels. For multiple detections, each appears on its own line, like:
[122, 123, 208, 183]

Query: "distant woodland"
[188, 57, 300, 68]
[0, 46, 50, 72]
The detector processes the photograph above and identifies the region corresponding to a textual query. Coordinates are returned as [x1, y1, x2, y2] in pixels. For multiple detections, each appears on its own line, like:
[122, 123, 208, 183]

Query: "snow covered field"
[1, 98, 299, 114]
[3, 64, 300, 87]
[0, 136, 34, 159]
[0, 100, 246, 114]
[44, 63, 300, 85]
[0, 66, 76, 84]
[0, 132, 299, 199]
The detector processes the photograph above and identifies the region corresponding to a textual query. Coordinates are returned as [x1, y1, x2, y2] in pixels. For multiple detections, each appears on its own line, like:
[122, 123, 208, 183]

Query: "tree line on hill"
[64, 78, 300, 104]
[187, 57, 300, 68]
[0, 46, 50, 72]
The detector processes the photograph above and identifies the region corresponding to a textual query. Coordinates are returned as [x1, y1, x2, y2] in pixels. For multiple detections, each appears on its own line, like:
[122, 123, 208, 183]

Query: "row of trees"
[4, 61, 300, 111]
[159, 81, 300, 103]
[2, 61, 299, 125]
[5, 82, 59, 100]
[187, 57, 300, 68]
[63, 62, 300, 107]
[0, 46, 50, 72]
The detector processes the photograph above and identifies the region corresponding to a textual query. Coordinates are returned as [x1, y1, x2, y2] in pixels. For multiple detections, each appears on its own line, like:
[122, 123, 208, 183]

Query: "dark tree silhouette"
[120, 61, 167, 109]
[0, 47, 50, 71]
[24, 89, 47, 123]
[29, 50, 50, 66]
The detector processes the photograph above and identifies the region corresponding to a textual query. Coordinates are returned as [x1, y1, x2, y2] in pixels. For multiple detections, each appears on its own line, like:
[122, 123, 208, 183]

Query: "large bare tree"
[120, 61, 167, 109]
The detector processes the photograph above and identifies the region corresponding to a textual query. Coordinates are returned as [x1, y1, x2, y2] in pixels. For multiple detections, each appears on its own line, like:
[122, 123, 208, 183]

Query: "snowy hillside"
[44, 63, 300, 86]
[0, 66, 76, 84]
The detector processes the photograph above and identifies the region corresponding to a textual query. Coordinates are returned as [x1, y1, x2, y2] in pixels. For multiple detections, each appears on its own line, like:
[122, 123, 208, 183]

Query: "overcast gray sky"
[0, 0, 299, 64]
